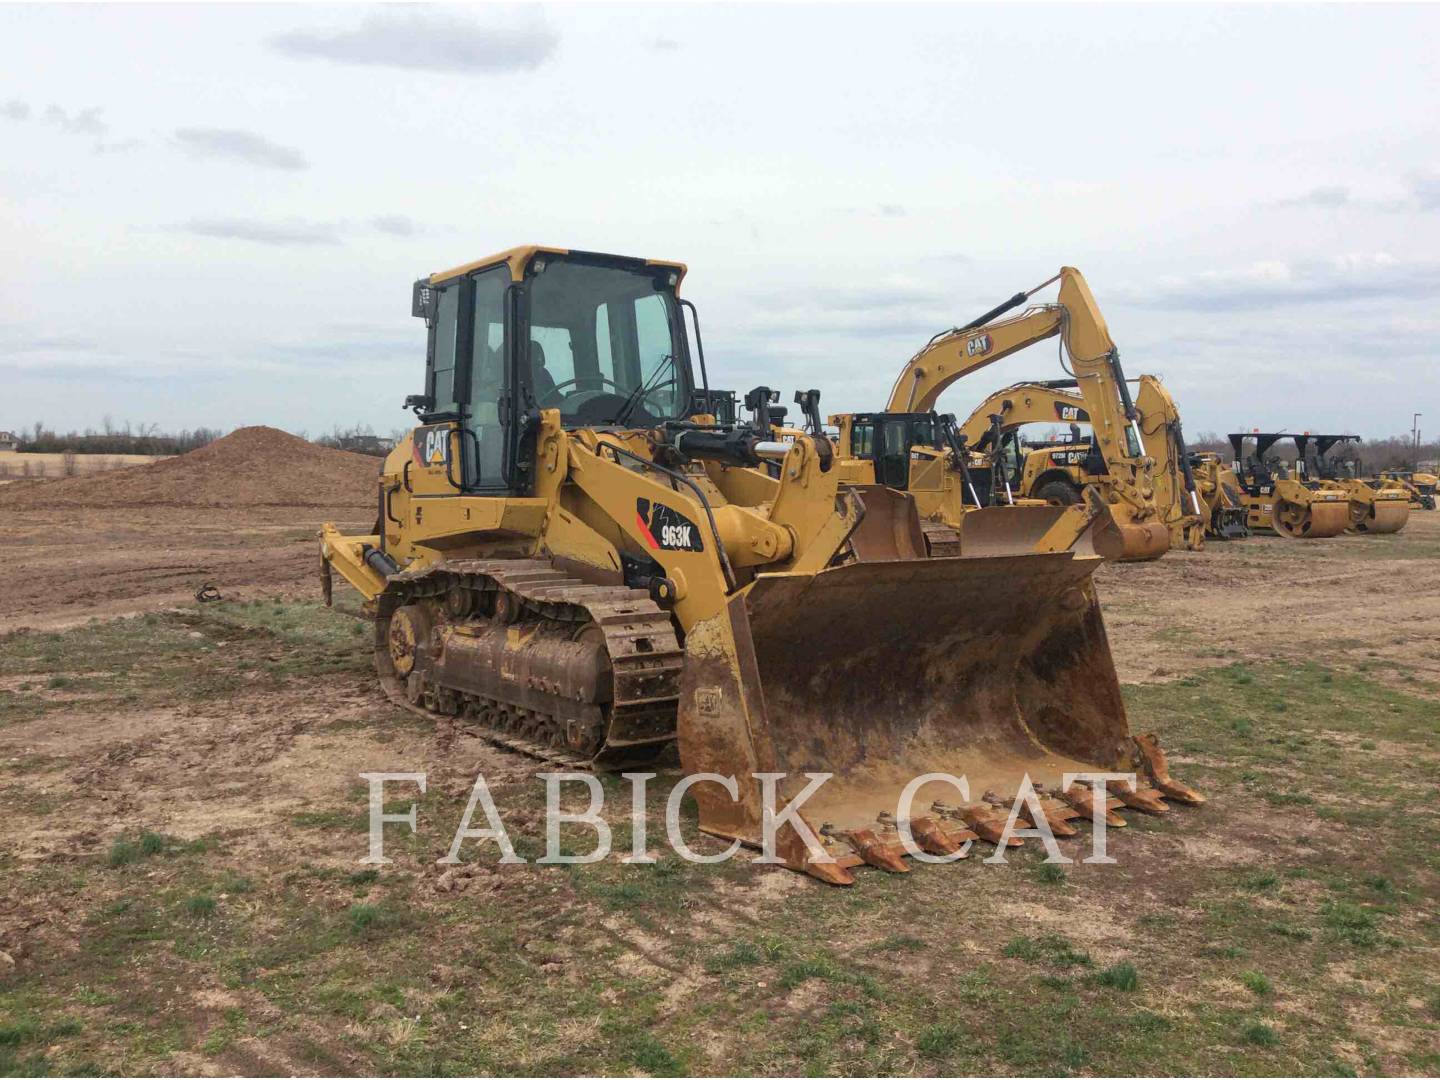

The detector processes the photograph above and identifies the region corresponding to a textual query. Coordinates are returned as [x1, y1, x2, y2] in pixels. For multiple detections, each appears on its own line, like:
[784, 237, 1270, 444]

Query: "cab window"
[851, 421, 874, 458]
[429, 285, 461, 412]
[465, 266, 510, 488]
[526, 260, 689, 426]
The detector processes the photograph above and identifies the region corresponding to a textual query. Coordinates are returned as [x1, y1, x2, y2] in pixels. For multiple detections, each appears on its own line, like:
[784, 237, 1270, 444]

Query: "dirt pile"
[0, 426, 381, 510]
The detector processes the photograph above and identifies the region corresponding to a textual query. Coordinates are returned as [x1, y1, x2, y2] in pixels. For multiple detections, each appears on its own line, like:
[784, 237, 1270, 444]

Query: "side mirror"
[404, 393, 434, 415]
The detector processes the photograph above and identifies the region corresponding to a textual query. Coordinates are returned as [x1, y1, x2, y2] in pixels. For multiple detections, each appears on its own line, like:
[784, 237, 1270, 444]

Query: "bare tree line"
[6, 420, 410, 458]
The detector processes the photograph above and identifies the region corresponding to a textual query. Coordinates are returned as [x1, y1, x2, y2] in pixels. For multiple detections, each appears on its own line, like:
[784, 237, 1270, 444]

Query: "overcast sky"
[3, 3, 1438, 441]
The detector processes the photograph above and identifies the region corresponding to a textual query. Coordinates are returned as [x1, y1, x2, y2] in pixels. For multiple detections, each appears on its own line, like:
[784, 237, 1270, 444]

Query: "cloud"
[648, 36, 680, 52]
[1278, 185, 1350, 209]
[42, 104, 108, 136]
[172, 218, 344, 247]
[1410, 173, 1440, 211]
[1, 99, 29, 121]
[371, 214, 422, 237]
[172, 127, 309, 171]
[94, 138, 144, 156]
[269, 7, 559, 74]
[1127, 254, 1440, 312]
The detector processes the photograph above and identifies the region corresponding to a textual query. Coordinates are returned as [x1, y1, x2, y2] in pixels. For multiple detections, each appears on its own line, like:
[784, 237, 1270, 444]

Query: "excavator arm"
[890, 268, 1152, 499]
[886, 269, 1140, 451]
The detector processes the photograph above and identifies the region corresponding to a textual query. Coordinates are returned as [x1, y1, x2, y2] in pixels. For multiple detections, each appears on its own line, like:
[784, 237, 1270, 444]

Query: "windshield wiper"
[613, 354, 675, 428]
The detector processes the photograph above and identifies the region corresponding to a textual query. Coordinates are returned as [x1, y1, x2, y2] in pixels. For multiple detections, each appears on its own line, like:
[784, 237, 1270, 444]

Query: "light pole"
[1414, 413, 1423, 470]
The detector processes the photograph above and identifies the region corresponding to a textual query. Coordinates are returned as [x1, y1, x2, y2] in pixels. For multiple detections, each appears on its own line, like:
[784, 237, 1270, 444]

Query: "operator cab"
[406, 246, 700, 493]
[844, 412, 945, 489]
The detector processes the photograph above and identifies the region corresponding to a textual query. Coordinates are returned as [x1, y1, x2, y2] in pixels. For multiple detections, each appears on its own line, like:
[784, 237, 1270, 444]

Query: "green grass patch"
[1002, 933, 1092, 968]
[1093, 961, 1139, 991]
[1238, 969, 1273, 995]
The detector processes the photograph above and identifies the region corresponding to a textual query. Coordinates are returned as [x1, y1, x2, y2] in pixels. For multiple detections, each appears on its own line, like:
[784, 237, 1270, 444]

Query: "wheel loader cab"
[410, 247, 695, 493]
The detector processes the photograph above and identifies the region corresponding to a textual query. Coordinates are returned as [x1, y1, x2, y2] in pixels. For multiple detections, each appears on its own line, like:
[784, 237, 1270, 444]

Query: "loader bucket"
[955, 505, 1098, 557]
[676, 549, 1195, 883]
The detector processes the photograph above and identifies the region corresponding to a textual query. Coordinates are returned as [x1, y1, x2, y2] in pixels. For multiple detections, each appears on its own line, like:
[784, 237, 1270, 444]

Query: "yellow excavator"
[1228, 433, 1349, 538]
[831, 267, 1170, 562]
[318, 246, 1201, 885]
[1298, 435, 1410, 534]
[955, 375, 1212, 552]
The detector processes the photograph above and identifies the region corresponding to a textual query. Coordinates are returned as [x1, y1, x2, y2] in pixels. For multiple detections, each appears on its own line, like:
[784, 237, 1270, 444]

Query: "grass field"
[2, 590, 1437, 1076]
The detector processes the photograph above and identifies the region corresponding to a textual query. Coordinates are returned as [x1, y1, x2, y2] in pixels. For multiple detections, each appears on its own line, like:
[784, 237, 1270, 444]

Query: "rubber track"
[375, 558, 683, 770]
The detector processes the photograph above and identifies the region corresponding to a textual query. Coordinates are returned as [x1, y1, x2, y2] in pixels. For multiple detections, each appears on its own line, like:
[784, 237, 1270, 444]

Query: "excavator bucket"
[1088, 508, 1171, 562]
[678, 549, 1197, 884]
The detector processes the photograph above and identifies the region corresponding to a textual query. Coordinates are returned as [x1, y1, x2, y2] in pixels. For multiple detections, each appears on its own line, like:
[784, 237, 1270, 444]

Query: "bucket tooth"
[932, 800, 1022, 847]
[802, 858, 858, 887]
[1057, 784, 1127, 827]
[825, 825, 910, 874]
[907, 815, 970, 858]
[983, 790, 1080, 839]
[1110, 782, 1169, 815]
[878, 810, 968, 858]
[1131, 733, 1206, 805]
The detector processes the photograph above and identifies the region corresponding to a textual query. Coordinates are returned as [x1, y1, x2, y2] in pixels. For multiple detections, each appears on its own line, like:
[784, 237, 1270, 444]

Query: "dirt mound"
[0, 426, 381, 510]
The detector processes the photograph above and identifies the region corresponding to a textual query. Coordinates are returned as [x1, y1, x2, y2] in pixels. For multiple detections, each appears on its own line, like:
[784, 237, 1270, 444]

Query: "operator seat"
[530, 341, 557, 405]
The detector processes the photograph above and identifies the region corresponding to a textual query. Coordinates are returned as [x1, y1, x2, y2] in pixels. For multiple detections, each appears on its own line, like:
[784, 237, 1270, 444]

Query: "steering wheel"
[575, 378, 681, 424]
[535, 373, 622, 407]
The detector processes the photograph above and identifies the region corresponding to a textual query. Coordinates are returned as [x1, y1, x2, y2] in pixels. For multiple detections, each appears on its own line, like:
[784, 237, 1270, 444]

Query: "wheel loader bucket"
[676, 551, 1200, 884]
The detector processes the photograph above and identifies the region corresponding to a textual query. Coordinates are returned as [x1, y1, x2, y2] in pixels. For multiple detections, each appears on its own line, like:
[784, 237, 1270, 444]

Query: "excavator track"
[373, 558, 683, 770]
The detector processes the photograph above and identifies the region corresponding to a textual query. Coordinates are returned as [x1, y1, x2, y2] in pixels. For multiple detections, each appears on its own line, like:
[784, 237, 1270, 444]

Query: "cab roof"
[428, 245, 688, 287]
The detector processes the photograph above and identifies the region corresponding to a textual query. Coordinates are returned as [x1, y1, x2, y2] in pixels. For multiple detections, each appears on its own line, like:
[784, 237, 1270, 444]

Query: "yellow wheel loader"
[831, 267, 1170, 562]
[1378, 470, 1437, 511]
[319, 246, 1201, 885]
[1228, 434, 1349, 538]
[1298, 435, 1410, 535]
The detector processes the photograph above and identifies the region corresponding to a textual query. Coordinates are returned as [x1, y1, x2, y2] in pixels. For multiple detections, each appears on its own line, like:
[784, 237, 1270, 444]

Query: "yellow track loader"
[1228, 434, 1349, 538]
[320, 246, 1201, 885]
[831, 267, 1170, 562]
[1298, 435, 1410, 534]
[822, 407, 1100, 558]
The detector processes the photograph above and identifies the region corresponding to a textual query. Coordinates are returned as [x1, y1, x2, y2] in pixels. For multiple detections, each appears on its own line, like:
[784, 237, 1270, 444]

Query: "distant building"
[0, 431, 16, 452]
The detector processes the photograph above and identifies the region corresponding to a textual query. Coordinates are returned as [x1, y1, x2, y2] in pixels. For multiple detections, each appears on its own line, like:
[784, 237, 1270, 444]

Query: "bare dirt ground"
[1096, 513, 1440, 684]
[1, 484, 1437, 1075]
